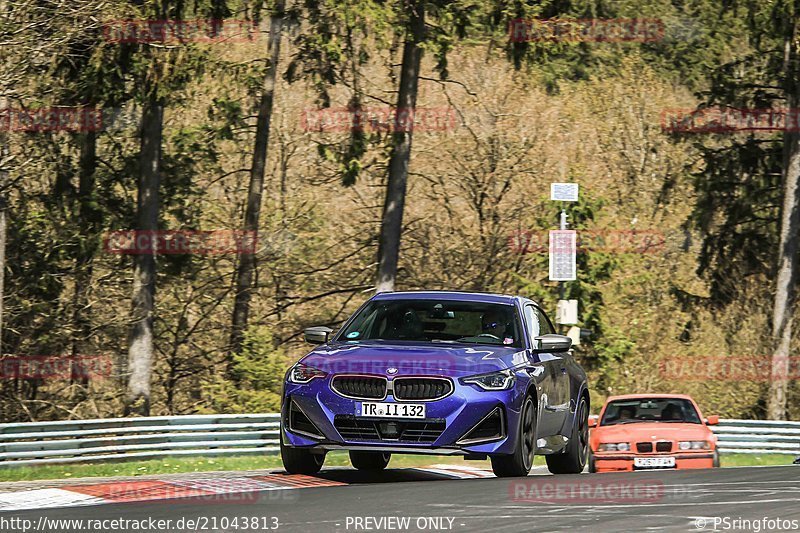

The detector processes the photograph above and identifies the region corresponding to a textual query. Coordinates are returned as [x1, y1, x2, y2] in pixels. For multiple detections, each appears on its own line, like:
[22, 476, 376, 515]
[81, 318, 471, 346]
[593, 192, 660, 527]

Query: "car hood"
[300, 342, 527, 378]
[592, 422, 713, 442]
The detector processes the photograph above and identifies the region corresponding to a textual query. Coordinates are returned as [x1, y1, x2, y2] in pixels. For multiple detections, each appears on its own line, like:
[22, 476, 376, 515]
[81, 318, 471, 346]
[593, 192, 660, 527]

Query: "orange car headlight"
[678, 440, 711, 450]
[598, 442, 630, 452]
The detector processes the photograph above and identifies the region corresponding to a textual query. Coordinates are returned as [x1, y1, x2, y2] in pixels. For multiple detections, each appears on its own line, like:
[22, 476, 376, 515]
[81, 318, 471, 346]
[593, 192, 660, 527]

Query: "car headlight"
[598, 442, 630, 452]
[289, 363, 327, 384]
[460, 369, 516, 391]
[678, 440, 711, 450]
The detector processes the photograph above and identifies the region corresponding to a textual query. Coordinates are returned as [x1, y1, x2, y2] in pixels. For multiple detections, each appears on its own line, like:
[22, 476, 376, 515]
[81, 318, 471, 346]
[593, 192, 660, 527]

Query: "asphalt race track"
[2, 465, 798, 532]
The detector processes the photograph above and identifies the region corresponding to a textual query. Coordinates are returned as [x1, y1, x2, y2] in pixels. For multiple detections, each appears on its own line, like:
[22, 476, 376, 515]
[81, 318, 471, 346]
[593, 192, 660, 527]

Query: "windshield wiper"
[455, 338, 502, 346]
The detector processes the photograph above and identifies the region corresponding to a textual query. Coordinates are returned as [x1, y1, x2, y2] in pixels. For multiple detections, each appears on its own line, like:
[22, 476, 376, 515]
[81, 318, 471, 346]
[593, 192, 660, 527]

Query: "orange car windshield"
[600, 398, 702, 426]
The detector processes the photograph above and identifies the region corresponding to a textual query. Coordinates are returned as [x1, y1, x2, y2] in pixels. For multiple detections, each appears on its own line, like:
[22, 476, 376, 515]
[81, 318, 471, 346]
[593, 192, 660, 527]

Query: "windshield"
[600, 398, 702, 426]
[336, 299, 523, 348]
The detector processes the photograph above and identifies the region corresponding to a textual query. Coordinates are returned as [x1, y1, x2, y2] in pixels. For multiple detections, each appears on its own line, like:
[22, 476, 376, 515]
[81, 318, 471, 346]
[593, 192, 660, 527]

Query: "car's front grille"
[636, 441, 672, 454]
[331, 376, 387, 400]
[636, 442, 653, 453]
[334, 415, 446, 443]
[392, 377, 452, 401]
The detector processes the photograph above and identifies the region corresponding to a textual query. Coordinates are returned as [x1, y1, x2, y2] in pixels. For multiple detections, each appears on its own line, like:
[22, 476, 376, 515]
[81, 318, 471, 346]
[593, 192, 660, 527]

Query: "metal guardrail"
[0, 415, 797, 467]
[0, 414, 280, 467]
[712, 419, 800, 455]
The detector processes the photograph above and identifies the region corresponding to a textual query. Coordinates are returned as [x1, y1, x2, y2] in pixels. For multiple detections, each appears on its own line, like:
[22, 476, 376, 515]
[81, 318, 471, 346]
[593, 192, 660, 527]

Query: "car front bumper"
[592, 452, 716, 472]
[281, 375, 527, 456]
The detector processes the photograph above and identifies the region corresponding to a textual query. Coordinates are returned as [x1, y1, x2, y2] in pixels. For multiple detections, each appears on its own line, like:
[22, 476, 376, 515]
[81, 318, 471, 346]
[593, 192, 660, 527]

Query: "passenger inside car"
[661, 403, 684, 421]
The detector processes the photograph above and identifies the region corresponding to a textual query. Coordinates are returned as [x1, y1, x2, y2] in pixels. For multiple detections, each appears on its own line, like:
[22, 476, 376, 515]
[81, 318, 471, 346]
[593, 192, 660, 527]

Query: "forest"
[1, 0, 798, 422]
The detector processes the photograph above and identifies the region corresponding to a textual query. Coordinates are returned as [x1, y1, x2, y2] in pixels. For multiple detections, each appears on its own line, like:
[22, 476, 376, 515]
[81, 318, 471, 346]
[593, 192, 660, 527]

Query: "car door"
[535, 305, 571, 435]
[522, 304, 560, 438]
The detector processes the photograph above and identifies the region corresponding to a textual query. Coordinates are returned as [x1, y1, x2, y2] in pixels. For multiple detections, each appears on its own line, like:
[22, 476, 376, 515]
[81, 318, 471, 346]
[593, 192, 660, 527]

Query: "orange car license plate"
[634, 456, 676, 468]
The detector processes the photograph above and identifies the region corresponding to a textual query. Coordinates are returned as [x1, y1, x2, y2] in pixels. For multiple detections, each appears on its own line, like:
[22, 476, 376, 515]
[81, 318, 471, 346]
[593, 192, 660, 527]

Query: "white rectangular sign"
[556, 299, 579, 325]
[549, 230, 576, 281]
[550, 183, 579, 202]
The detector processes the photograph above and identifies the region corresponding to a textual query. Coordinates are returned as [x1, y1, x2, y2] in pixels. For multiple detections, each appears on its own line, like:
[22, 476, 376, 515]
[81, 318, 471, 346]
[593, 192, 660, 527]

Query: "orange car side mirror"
[588, 415, 598, 428]
[705, 415, 719, 425]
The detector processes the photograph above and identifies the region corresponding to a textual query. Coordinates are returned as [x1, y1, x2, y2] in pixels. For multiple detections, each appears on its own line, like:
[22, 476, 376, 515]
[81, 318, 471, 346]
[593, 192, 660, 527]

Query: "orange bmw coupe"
[588, 394, 719, 473]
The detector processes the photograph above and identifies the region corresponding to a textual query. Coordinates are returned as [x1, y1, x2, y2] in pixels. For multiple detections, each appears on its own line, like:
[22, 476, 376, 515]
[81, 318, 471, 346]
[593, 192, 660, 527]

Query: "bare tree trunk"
[229, 1, 285, 364]
[375, 0, 425, 293]
[0, 192, 5, 357]
[768, 17, 800, 421]
[0, 95, 7, 356]
[70, 130, 97, 395]
[126, 96, 163, 416]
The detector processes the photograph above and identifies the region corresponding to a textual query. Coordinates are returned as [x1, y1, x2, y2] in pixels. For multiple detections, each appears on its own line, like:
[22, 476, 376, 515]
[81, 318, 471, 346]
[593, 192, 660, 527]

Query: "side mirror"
[588, 415, 598, 428]
[304, 326, 333, 344]
[534, 334, 572, 353]
[705, 415, 719, 426]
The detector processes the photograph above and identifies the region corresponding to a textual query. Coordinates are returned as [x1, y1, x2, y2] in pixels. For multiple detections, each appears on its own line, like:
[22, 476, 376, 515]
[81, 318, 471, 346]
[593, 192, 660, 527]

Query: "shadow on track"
[277, 467, 470, 484]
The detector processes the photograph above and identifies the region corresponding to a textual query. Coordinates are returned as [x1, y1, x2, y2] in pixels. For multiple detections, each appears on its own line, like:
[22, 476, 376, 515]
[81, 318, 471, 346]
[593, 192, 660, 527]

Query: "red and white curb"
[0, 473, 344, 512]
[0, 488, 107, 511]
[0, 465, 502, 512]
[417, 464, 550, 479]
[418, 464, 496, 479]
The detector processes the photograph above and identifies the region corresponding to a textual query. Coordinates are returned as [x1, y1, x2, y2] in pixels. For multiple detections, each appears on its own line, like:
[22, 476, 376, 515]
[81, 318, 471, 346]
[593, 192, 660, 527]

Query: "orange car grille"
[636, 441, 673, 453]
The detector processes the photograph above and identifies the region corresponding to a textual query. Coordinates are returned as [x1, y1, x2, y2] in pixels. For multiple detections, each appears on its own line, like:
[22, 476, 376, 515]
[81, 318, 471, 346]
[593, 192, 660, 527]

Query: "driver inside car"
[381, 308, 424, 340]
[618, 406, 635, 420]
[480, 310, 509, 340]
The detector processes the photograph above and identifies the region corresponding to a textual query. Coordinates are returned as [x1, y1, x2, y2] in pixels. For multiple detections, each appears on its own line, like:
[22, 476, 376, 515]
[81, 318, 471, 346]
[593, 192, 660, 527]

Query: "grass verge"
[719, 453, 795, 468]
[0, 452, 793, 483]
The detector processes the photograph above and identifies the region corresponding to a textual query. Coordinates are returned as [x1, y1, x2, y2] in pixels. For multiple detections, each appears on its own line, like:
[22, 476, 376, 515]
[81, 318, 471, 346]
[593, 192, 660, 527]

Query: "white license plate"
[358, 402, 426, 419]
[634, 456, 676, 468]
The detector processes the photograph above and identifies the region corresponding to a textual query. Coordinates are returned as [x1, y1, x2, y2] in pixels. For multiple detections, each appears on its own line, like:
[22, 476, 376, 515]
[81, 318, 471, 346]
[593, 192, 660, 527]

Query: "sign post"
[549, 183, 580, 344]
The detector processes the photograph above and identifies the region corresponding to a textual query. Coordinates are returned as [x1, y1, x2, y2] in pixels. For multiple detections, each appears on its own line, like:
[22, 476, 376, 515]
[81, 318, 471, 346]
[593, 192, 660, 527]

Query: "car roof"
[605, 393, 696, 402]
[371, 290, 518, 305]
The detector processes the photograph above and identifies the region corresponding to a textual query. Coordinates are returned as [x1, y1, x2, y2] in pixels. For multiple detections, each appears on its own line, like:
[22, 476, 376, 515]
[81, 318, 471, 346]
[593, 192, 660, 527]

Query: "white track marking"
[0, 488, 106, 511]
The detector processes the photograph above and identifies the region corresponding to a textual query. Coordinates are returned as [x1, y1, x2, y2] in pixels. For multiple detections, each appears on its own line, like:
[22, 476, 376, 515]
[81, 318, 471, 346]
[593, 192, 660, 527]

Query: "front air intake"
[457, 407, 505, 445]
[288, 400, 324, 439]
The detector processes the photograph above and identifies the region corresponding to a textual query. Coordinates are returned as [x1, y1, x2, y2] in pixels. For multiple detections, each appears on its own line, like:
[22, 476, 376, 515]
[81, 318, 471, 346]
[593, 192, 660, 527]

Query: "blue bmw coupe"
[280, 291, 590, 477]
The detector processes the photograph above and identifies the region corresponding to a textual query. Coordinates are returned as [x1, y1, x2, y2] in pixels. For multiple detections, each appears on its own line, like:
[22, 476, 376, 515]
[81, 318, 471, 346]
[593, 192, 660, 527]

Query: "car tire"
[588, 450, 597, 473]
[281, 438, 325, 475]
[491, 395, 536, 478]
[349, 451, 391, 470]
[712, 450, 720, 468]
[546, 395, 589, 475]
